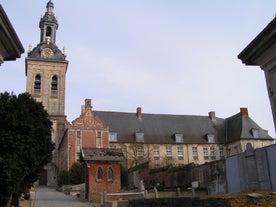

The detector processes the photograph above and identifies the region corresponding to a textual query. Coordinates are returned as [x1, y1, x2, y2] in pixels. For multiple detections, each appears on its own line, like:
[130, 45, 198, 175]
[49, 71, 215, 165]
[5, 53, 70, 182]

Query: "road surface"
[34, 186, 92, 207]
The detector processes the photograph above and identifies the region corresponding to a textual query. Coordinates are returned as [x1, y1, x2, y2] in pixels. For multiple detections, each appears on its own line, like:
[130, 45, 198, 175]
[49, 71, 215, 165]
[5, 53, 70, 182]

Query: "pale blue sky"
[1, 1, 276, 136]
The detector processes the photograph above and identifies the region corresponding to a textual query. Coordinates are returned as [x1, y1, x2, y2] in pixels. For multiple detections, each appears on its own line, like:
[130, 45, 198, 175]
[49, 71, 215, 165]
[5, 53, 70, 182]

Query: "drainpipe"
[67, 132, 70, 171]
[186, 144, 190, 164]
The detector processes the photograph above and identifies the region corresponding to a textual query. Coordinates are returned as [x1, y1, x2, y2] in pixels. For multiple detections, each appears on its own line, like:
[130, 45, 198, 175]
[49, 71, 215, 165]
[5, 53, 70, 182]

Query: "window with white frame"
[153, 146, 160, 157]
[203, 147, 209, 160]
[192, 147, 198, 160]
[177, 147, 184, 160]
[210, 147, 216, 160]
[166, 146, 172, 157]
[137, 146, 144, 157]
[109, 132, 117, 142]
[96, 131, 102, 146]
[76, 130, 81, 145]
[219, 146, 224, 158]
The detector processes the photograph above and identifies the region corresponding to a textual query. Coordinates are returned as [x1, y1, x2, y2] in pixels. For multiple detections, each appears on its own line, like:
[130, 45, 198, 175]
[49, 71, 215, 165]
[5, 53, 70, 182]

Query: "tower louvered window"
[46, 26, 52, 39]
[51, 75, 58, 96]
[34, 74, 41, 94]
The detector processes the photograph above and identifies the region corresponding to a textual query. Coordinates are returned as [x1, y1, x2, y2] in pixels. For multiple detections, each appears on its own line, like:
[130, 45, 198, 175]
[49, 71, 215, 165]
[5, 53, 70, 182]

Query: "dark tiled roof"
[94, 111, 223, 144]
[81, 148, 124, 161]
[226, 112, 272, 142]
[93, 110, 273, 144]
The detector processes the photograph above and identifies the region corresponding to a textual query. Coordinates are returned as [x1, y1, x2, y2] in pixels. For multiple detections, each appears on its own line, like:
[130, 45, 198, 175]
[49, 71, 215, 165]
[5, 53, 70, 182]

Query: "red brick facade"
[58, 99, 122, 196]
[66, 99, 110, 168]
[87, 161, 121, 194]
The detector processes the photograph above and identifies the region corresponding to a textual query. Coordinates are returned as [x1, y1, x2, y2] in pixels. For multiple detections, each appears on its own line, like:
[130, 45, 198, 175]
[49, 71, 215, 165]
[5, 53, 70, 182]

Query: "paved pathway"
[34, 186, 92, 207]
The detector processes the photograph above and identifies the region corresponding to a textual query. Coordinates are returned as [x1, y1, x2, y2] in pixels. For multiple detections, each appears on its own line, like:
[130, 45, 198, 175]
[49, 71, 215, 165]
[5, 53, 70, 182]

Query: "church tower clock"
[25, 0, 68, 186]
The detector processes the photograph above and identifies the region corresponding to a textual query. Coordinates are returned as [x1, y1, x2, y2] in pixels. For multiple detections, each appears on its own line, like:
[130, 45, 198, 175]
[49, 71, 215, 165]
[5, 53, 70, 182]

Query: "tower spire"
[27, 0, 66, 61]
[39, 0, 58, 44]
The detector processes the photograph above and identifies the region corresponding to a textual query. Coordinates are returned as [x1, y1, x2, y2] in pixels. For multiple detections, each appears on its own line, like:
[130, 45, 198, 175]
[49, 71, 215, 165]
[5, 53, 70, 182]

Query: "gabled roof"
[226, 111, 272, 143]
[94, 110, 226, 144]
[81, 148, 124, 161]
[93, 108, 273, 144]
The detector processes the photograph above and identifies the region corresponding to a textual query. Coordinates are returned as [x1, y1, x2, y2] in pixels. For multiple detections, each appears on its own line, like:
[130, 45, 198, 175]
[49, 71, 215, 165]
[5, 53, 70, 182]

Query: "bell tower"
[25, 0, 68, 186]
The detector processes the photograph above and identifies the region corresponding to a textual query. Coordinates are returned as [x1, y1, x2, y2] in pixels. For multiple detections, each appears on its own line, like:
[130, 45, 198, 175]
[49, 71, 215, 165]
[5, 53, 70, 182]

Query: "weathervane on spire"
[46, 0, 54, 14]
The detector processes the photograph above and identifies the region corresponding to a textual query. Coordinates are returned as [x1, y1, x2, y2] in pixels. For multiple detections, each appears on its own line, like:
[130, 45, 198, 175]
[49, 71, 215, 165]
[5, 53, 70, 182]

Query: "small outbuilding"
[81, 148, 124, 200]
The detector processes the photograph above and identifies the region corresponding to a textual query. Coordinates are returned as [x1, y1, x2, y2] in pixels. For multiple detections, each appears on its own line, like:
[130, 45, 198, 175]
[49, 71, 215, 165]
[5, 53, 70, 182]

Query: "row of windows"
[192, 146, 224, 161]
[109, 133, 216, 144]
[34, 74, 58, 93]
[144, 146, 224, 161]
[97, 167, 113, 182]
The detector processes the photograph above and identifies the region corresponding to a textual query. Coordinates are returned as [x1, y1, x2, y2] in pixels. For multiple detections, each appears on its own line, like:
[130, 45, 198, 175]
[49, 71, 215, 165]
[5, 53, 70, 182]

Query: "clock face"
[41, 48, 54, 58]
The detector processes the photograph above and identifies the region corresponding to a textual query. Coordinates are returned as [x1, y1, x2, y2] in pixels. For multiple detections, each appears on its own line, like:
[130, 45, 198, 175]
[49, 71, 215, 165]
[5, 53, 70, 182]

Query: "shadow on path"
[34, 186, 91, 207]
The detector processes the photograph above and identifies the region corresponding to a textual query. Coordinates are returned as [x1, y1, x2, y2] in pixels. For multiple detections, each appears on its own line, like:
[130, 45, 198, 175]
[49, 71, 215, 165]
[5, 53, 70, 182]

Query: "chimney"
[209, 111, 216, 121]
[240, 108, 248, 116]
[81, 105, 85, 114]
[85, 99, 92, 109]
[136, 107, 142, 119]
[81, 99, 92, 114]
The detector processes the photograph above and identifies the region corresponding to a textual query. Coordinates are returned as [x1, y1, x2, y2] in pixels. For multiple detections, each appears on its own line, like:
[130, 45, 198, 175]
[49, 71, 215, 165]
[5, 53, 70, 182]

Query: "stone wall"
[128, 160, 226, 194]
[226, 143, 276, 193]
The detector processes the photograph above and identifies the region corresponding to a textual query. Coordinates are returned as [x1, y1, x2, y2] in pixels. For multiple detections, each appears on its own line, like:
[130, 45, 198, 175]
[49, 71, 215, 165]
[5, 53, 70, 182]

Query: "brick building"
[25, 1, 275, 192]
[58, 99, 274, 190]
[58, 99, 124, 197]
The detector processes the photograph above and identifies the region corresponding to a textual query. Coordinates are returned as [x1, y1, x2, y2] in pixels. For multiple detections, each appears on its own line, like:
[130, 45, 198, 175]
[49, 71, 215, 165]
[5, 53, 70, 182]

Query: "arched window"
[46, 26, 52, 37]
[51, 75, 58, 91]
[97, 168, 103, 181]
[108, 168, 113, 181]
[34, 74, 41, 93]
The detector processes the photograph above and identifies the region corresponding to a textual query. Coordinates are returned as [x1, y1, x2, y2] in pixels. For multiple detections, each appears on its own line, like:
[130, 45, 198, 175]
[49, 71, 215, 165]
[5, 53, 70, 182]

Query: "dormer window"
[206, 133, 215, 143]
[174, 134, 184, 143]
[251, 128, 259, 138]
[135, 133, 144, 142]
[109, 132, 117, 142]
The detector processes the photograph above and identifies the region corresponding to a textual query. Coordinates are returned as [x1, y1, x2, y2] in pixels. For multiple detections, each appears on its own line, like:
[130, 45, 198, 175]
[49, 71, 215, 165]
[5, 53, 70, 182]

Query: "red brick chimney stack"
[85, 99, 92, 109]
[137, 107, 142, 119]
[240, 108, 248, 116]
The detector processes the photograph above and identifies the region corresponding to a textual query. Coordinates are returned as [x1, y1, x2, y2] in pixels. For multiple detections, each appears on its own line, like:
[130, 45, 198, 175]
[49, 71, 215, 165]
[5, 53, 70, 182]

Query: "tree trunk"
[11, 193, 19, 207]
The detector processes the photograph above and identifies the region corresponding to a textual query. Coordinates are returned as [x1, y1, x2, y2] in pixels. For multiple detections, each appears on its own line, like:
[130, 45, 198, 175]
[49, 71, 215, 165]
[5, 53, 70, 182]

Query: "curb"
[31, 186, 37, 207]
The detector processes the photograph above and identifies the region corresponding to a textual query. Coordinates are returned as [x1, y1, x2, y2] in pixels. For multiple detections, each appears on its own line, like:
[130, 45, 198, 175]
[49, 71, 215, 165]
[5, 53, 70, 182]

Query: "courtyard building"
[60, 99, 274, 186]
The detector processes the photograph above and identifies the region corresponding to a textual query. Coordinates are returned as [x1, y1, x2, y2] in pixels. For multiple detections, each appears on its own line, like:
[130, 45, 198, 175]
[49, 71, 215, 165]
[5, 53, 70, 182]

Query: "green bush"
[57, 170, 70, 187]
[69, 162, 85, 185]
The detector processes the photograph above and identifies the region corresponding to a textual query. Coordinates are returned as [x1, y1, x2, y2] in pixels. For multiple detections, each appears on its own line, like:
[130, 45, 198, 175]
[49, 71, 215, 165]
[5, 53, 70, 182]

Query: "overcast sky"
[1, 0, 276, 137]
